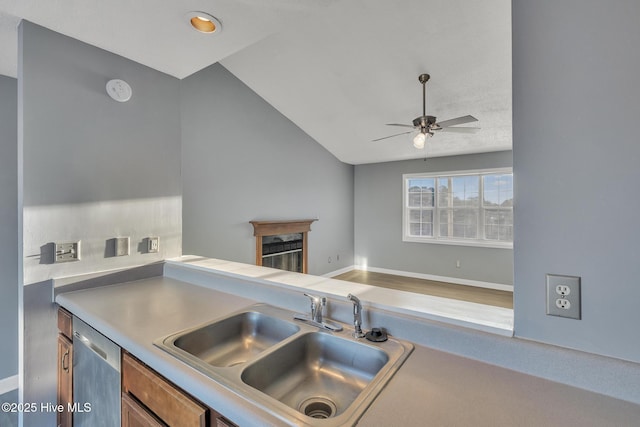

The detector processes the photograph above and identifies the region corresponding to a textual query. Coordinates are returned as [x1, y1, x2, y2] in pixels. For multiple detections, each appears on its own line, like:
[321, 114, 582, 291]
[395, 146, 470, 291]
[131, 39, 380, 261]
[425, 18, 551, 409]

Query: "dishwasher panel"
[73, 317, 121, 427]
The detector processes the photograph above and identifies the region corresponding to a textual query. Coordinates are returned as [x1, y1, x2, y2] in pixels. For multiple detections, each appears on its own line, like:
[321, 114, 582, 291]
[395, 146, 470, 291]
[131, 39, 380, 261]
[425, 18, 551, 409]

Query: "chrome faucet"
[347, 294, 366, 338]
[294, 293, 343, 331]
[306, 293, 326, 323]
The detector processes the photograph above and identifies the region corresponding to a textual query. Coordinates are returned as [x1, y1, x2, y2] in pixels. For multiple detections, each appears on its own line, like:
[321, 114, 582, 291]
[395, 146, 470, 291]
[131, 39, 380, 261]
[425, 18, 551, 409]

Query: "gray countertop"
[56, 275, 640, 427]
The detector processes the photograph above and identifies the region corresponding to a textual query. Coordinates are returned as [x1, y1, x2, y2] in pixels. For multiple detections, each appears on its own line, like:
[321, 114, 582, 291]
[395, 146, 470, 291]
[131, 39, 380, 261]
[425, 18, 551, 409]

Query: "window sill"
[403, 236, 513, 249]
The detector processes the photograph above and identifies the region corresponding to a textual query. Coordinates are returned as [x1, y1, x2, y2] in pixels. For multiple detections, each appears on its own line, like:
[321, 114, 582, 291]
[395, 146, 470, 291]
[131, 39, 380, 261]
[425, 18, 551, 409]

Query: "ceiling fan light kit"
[412, 131, 428, 149]
[373, 73, 480, 149]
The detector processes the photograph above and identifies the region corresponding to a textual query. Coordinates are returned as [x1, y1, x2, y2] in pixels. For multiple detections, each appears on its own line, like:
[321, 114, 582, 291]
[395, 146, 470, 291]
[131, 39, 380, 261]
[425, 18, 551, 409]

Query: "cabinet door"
[58, 307, 73, 340]
[122, 393, 166, 427]
[122, 353, 207, 427]
[57, 335, 73, 427]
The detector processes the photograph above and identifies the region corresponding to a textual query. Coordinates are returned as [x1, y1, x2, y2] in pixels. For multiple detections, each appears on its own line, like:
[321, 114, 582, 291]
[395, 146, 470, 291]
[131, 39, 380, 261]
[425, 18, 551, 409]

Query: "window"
[403, 168, 513, 248]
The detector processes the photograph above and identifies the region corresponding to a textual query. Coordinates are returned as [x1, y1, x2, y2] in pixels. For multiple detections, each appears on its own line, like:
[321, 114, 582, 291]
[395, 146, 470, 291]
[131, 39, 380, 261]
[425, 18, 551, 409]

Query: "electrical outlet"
[147, 237, 159, 253]
[546, 274, 581, 319]
[55, 241, 80, 263]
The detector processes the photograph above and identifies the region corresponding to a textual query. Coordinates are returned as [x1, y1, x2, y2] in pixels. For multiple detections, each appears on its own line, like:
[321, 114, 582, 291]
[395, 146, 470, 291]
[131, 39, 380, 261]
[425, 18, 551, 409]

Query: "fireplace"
[250, 219, 316, 274]
[261, 233, 303, 272]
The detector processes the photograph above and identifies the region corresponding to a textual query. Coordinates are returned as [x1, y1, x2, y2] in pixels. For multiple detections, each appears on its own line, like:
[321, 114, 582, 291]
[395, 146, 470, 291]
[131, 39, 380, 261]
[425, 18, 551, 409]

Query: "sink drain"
[298, 397, 337, 419]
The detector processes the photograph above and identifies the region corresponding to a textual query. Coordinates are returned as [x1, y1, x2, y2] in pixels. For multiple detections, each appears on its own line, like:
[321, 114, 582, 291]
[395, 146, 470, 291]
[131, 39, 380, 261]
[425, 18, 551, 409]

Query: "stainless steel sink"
[169, 311, 299, 367]
[154, 303, 413, 426]
[241, 332, 389, 419]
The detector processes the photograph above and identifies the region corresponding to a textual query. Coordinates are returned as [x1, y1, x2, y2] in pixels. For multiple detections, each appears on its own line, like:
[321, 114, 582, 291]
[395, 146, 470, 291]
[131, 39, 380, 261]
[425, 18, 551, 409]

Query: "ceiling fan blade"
[372, 131, 413, 142]
[435, 115, 478, 128]
[386, 123, 415, 128]
[439, 127, 481, 134]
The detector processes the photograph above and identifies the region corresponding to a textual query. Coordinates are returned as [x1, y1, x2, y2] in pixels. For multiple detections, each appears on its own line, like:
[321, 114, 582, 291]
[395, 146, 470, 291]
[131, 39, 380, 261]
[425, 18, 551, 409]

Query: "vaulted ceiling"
[0, 0, 511, 164]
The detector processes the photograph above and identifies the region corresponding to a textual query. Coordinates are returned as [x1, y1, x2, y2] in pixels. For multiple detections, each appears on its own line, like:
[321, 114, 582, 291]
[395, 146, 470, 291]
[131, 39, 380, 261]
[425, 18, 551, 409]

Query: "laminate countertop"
[56, 275, 640, 427]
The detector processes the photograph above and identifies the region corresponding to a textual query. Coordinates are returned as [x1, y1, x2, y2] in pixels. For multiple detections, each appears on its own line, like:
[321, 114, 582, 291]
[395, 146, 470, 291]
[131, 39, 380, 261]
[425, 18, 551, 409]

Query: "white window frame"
[402, 167, 513, 249]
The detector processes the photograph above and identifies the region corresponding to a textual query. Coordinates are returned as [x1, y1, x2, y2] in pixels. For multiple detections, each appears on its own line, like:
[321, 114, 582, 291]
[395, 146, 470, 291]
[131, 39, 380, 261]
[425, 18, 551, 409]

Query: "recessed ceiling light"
[186, 11, 222, 34]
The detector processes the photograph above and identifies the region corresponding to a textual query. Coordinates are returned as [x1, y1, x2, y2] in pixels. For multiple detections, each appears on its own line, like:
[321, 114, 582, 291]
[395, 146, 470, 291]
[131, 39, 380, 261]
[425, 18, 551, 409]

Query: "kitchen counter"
[56, 274, 640, 426]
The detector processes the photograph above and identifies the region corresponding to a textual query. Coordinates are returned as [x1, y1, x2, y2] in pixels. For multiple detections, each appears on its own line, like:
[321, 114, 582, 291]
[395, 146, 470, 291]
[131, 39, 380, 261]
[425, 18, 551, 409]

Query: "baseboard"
[350, 265, 513, 292]
[322, 265, 356, 278]
[0, 374, 18, 395]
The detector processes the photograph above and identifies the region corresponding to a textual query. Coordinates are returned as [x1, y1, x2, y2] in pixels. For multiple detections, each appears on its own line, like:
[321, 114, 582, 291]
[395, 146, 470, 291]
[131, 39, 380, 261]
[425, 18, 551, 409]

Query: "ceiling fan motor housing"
[412, 115, 437, 130]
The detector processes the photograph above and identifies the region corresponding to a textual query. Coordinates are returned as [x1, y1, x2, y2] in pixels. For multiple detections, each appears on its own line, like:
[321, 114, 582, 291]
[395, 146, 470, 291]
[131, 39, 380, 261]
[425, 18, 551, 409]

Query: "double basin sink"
[154, 303, 413, 426]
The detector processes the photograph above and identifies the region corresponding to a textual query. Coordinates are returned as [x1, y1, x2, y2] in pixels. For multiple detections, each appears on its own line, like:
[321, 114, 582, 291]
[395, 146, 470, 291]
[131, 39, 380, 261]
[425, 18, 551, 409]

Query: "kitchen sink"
[169, 311, 299, 367]
[241, 332, 389, 419]
[154, 303, 413, 426]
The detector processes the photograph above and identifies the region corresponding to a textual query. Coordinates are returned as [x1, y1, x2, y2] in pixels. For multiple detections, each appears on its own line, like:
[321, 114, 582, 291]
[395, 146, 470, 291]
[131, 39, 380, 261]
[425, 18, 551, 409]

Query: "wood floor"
[333, 270, 513, 309]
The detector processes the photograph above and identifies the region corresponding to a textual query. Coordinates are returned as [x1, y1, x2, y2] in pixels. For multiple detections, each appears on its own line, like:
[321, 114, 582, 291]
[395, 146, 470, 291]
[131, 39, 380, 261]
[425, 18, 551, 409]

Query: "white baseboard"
[0, 374, 18, 395]
[340, 265, 513, 292]
[321, 265, 356, 278]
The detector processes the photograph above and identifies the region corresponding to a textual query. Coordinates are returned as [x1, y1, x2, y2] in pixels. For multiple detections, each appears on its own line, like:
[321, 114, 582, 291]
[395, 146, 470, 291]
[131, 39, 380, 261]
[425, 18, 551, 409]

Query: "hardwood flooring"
[333, 270, 513, 309]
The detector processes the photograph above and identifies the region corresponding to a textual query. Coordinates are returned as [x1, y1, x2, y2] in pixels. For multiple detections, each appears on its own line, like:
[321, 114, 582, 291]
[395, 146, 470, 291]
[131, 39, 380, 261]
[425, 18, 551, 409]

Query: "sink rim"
[153, 302, 414, 426]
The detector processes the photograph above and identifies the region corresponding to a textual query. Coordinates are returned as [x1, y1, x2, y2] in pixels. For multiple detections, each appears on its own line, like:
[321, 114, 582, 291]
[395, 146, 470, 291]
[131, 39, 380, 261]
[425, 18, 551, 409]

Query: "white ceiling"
[0, 0, 512, 165]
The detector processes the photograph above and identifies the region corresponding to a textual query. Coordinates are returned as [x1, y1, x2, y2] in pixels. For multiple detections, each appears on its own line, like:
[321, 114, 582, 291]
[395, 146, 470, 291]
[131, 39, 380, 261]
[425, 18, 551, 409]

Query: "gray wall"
[181, 64, 354, 276]
[20, 22, 182, 286]
[0, 76, 18, 390]
[19, 21, 183, 426]
[354, 151, 513, 285]
[513, 1, 640, 363]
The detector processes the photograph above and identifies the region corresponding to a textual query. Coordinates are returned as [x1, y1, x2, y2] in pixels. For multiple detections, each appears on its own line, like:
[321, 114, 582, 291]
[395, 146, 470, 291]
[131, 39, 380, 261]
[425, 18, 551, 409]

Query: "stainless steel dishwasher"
[73, 317, 121, 427]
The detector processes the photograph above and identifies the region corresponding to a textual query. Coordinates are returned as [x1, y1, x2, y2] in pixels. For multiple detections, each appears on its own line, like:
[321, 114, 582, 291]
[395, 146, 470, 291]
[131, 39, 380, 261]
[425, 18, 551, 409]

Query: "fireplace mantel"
[250, 219, 317, 274]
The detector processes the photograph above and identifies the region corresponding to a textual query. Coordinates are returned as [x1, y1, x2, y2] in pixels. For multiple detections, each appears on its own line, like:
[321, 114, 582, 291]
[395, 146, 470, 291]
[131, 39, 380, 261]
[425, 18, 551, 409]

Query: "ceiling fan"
[373, 74, 480, 148]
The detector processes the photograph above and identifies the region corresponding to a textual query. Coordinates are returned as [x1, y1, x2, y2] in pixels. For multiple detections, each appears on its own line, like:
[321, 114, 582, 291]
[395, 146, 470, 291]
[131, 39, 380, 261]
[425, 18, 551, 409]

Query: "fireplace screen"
[261, 233, 303, 273]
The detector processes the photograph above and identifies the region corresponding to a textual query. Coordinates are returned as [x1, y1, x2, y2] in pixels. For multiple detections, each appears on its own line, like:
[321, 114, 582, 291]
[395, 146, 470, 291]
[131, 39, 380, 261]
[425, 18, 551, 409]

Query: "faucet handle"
[304, 293, 320, 305]
[304, 293, 326, 322]
[304, 293, 327, 305]
[347, 293, 365, 338]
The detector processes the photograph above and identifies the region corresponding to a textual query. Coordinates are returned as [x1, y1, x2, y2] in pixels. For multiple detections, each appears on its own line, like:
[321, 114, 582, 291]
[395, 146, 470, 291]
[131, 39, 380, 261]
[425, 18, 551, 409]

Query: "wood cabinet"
[121, 392, 165, 427]
[57, 307, 73, 427]
[122, 352, 237, 427]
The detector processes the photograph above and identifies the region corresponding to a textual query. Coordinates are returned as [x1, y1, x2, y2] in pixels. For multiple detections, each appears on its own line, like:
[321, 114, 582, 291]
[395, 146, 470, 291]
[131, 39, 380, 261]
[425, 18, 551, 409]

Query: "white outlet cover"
[546, 274, 581, 319]
[115, 237, 130, 256]
[106, 79, 132, 102]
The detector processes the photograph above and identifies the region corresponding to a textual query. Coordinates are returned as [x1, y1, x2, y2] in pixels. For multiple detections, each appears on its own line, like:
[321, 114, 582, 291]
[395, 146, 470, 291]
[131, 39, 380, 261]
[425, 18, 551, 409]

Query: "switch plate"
[55, 241, 80, 263]
[546, 274, 581, 319]
[115, 237, 130, 256]
[147, 237, 159, 253]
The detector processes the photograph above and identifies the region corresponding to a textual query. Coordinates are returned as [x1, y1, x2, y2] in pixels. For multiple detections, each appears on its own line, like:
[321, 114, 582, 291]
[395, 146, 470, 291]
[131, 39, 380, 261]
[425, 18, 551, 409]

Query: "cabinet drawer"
[57, 307, 73, 340]
[122, 392, 166, 427]
[122, 353, 207, 427]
